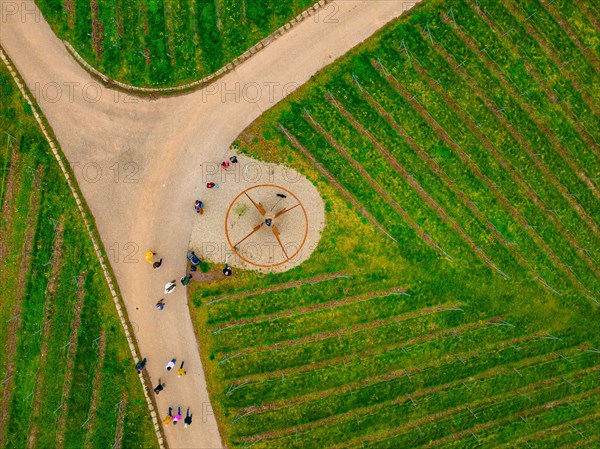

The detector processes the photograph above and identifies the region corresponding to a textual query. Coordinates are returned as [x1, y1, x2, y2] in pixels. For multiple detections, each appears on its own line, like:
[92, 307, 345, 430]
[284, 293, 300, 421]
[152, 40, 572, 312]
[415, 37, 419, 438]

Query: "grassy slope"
[35, 0, 318, 87]
[0, 62, 158, 448]
[190, 0, 600, 447]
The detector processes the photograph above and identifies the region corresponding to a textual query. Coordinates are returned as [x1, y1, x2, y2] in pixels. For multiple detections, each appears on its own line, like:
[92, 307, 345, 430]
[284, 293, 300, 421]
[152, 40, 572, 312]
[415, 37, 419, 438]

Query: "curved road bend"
[0, 1, 420, 447]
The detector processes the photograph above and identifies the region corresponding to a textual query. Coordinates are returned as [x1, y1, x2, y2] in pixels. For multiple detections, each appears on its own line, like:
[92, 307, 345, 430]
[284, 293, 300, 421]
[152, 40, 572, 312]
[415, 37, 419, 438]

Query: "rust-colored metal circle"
[224, 184, 309, 268]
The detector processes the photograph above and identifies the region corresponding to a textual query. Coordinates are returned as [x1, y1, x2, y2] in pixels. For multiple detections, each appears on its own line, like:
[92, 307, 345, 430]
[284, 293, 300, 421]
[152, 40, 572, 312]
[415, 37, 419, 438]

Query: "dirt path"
[0, 1, 421, 448]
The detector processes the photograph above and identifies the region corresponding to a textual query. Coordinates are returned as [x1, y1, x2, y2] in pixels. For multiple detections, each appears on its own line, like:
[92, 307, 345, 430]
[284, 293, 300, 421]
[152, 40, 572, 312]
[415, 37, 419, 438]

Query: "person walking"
[153, 258, 163, 270]
[177, 361, 186, 378]
[229, 155, 238, 164]
[154, 379, 164, 395]
[220, 160, 230, 170]
[172, 406, 182, 425]
[162, 407, 173, 426]
[135, 357, 147, 373]
[194, 200, 204, 215]
[184, 408, 193, 428]
[166, 358, 176, 371]
[206, 182, 219, 189]
[156, 299, 165, 311]
[165, 280, 176, 294]
[180, 274, 192, 286]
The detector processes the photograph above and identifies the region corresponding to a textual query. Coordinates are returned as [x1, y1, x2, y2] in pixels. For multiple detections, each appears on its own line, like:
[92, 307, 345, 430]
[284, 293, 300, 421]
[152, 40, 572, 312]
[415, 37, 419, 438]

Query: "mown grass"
[35, 0, 319, 87]
[0, 62, 158, 448]
[189, 0, 600, 447]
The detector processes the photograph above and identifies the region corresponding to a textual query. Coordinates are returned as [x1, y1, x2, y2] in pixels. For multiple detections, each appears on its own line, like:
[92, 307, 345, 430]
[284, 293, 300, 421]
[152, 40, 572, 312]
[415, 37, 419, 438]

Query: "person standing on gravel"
[154, 379, 164, 395]
[135, 358, 147, 373]
[180, 274, 192, 286]
[172, 406, 182, 425]
[163, 407, 173, 426]
[145, 251, 155, 265]
[177, 361, 186, 378]
[165, 280, 176, 294]
[184, 408, 193, 428]
[166, 358, 176, 371]
[153, 258, 163, 269]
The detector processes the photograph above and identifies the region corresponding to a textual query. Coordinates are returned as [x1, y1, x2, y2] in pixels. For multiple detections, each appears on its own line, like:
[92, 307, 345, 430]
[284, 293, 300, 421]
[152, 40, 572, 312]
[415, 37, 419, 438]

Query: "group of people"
[149, 249, 232, 305]
[139, 155, 241, 433]
[145, 251, 162, 269]
[136, 356, 193, 428]
[160, 360, 192, 428]
[163, 406, 193, 428]
[220, 155, 238, 171]
[145, 251, 196, 310]
[206, 155, 239, 189]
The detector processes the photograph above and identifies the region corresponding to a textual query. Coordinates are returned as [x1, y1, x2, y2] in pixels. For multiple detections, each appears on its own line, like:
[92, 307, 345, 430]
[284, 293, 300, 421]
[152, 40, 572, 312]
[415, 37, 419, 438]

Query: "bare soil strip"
[0, 150, 22, 439]
[542, 0, 600, 71]
[56, 272, 86, 449]
[442, 13, 600, 200]
[90, 0, 105, 61]
[0, 165, 42, 442]
[217, 303, 461, 362]
[420, 43, 600, 278]
[331, 379, 599, 449]
[496, 0, 599, 116]
[234, 333, 555, 416]
[204, 271, 352, 306]
[496, 412, 600, 448]
[572, 0, 600, 31]
[428, 25, 600, 236]
[302, 112, 455, 260]
[466, 2, 600, 154]
[112, 391, 128, 449]
[228, 318, 500, 385]
[82, 331, 107, 449]
[210, 286, 407, 332]
[64, 0, 75, 29]
[386, 59, 596, 298]
[28, 217, 64, 449]
[348, 79, 568, 293]
[0, 147, 17, 262]
[327, 93, 508, 278]
[420, 387, 600, 449]
[279, 125, 399, 244]
[244, 353, 597, 443]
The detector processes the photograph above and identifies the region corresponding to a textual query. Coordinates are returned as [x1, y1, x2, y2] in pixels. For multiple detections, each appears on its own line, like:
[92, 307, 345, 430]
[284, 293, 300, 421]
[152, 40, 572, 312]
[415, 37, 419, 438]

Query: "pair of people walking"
[166, 359, 186, 376]
[154, 360, 186, 396]
[160, 273, 193, 311]
[145, 251, 163, 269]
[220, 155, 238, 170]
[164, 272, 192, 293]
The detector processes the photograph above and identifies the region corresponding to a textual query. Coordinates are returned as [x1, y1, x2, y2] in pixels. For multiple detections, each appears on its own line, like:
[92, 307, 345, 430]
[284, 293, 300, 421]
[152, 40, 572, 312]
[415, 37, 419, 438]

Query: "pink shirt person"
[172, 407, 182, 425]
